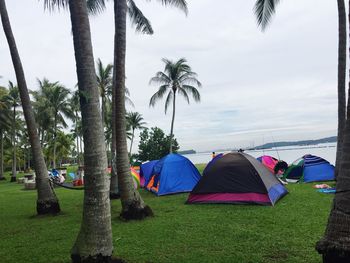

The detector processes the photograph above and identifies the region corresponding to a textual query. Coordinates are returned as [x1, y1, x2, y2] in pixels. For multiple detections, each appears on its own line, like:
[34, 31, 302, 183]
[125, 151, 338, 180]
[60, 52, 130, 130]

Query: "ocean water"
[183, 143, 337, 165]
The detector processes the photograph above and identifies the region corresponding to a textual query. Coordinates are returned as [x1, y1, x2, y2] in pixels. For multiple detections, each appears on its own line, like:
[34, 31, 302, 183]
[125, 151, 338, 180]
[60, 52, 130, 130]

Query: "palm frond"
[127, 0, 154, 34]
[164, 91, 173, 114]
[155, 0, 188, 15]
[149, 85, 169, 107]
[254, 0, 280, 31]
[87, 0, 107, 15]
[182, 85, 201, 102]
[177, 87, 190, 104]
[149, 72, 171, 86]
[43, 0, 68, 12]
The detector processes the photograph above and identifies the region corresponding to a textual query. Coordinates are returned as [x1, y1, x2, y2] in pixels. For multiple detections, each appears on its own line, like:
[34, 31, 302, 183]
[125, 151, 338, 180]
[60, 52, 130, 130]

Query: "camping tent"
[257, 155, 279, 174]
[140, 160, 158, 188]
[146, 154, 201, 196]
[187, 152, 288, 206]
[283, 154, 334, 183]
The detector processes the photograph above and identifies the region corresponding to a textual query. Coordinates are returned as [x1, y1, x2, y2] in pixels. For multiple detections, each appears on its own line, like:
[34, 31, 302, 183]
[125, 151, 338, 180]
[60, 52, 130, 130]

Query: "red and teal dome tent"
[146, 154, 201, 196]
[283, 154, 335, 183]
[186, 152, 288, 206]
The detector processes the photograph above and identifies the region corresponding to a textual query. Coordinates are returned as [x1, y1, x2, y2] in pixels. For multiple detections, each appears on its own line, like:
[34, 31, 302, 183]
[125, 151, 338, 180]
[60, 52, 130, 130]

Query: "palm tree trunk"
[110, 71, 119, 199]
[316, 2, 350, 260]
[0, 130, 5, 180]
[11, 106, 16, 181]
[335, 0, 347, 179]
[169, 91, 176, 154]
[0, 0, 60, 214]
[129, 129, 134, 155]
[53, 116, 57, 169]
[68, 0, 113, 261]
[113, 0, 153, 220]
[101, 96, 105, 128]
[76, 118, 80, 166]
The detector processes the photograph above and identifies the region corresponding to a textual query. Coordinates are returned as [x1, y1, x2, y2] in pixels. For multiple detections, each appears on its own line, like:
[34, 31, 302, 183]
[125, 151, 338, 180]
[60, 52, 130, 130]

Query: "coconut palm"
[5, 81, 20, 181]
[69, 90, 82, 165]
[126, 111, 146, 155]
[253, 1, 349, 261]
[0, 86, 10, 180]
[334, 0, 347, 179]
[37, 79, 72, 168]
[0, 0, 60, 214]
[149, 58, 201, 153]
[43, 0, 113, 261]
[96, 58, 113, 127]
[112, 0, 188, 220]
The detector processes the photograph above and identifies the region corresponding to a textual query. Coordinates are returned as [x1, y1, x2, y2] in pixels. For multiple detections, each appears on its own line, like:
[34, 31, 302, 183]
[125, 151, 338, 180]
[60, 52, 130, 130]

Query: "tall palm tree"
[96, 58, 113, 127]
[334, 0, 347, 179]
[126, 111, 146, 155]
[70, 90, 82, 166]
[5, 81, 20, 181]
[0, 0, 60, 214]
[0, 85, 10, 180]
[43, 0, 113, 261]
[113, 0, 187, 220]
[253, 1, 349, 261]
[37, 79, 72, 168]
[149, 58, 201, 153]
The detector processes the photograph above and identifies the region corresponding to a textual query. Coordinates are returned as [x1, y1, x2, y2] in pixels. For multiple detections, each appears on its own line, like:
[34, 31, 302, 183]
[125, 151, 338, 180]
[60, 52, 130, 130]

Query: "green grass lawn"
[0, 166, 333, 263]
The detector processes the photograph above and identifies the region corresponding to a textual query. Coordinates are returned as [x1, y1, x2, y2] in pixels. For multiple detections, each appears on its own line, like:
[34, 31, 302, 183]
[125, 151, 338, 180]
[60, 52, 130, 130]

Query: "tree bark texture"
[169, 90, 176, 154]
[335, 0, 347, 179]
[113, 0, 153, 220]
[68, 0, 113, 261]
[110, 65, 119, 199]
[0, 0, 60, 214]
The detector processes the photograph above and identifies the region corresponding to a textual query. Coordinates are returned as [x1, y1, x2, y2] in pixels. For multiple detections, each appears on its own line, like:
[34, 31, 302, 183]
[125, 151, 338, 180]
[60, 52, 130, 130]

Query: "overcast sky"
[0, 0, 339, 152]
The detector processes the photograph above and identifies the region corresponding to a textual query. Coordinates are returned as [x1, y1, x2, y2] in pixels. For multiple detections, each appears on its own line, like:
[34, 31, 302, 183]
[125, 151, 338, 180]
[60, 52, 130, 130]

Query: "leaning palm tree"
[0, 0, 60, 214]
[126, 111, 146, 155]
[5, 81, 20, 181]
[43, 0, 113, 261]
[149, 58, 201, 153]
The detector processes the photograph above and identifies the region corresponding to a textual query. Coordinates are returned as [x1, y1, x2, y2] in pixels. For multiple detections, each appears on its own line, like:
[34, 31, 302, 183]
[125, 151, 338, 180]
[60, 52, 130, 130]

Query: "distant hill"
[251, 136, 337, 150]
[178, 149, 196, 155]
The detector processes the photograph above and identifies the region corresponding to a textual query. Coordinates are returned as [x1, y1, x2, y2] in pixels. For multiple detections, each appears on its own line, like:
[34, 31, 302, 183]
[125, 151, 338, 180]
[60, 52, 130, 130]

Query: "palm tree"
[43, 0, 113, 261]
[334, 0, 347, 179]
[5, 81, 20, 181]
[0, 85, 10, 180]
[0, 0, 60, 214]
[149, 58, 201, 153]
[113, 0, 187, 220]
[69, 90, 82, 166]
[37, 79, 72, 168]
[96, 58, 113, 127]
[253, 1, 349, 261]
[126, 111, 146, 155]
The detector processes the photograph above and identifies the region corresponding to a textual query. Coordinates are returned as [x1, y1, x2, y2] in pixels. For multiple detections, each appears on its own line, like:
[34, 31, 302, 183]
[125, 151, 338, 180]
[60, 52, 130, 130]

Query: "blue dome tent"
[146, 154, 201, 196]
[140, 160, 158, 187]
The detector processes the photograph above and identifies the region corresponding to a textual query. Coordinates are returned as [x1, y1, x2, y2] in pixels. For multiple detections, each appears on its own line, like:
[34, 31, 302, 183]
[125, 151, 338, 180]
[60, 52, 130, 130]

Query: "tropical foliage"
[137, 126, 179, 162]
